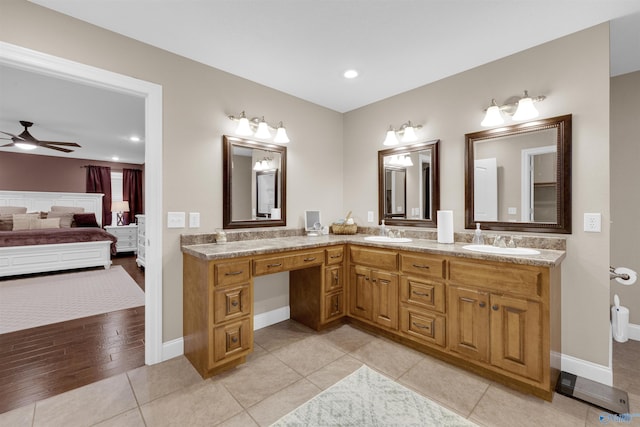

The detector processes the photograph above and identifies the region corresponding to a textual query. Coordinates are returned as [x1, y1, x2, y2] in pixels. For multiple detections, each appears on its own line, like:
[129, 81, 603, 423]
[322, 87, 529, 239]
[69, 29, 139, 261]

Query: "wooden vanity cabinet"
[183, 255, 253, 378]
[348, 247, 398, 330]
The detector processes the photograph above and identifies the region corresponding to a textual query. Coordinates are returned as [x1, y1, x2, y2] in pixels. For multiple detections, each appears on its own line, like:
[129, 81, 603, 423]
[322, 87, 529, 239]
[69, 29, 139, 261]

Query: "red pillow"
[73, 213, 99, 228]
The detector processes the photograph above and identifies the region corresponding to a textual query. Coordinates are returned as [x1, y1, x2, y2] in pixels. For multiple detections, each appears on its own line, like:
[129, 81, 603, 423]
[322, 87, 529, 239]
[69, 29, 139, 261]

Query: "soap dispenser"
[380, 220, 387, 236]
[472, 223, 484, 245]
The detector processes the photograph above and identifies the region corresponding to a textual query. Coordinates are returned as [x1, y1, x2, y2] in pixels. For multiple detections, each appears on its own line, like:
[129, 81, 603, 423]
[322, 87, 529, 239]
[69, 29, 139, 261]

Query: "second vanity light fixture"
[481, 90, 546, 127]
[228, 111, 290, 143]
[383, 120, 423, 146]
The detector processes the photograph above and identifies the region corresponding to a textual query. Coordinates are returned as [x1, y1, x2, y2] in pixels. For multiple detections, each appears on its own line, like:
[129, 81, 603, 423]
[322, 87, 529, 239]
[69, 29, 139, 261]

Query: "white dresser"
[135, 214, 146, 268]
[104, 224, 138, 253]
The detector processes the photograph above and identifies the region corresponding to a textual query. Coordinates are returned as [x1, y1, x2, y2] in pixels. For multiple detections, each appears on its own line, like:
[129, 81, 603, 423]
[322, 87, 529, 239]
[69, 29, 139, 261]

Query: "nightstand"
[105, 224, 138, 253]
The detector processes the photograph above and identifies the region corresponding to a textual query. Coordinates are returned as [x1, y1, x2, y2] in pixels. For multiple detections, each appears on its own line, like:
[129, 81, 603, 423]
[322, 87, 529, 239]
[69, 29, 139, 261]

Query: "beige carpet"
[271, 365, 477, 426]
[0, 266, 144, 334]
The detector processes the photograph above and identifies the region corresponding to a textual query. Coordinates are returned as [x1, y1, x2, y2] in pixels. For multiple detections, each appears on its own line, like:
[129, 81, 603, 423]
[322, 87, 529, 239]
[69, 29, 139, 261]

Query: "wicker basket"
[331, 223, 357, 235]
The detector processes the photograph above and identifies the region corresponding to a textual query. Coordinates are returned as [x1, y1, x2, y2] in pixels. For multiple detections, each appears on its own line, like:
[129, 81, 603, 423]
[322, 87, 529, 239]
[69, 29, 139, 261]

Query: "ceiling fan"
[0, 121, 81, 153]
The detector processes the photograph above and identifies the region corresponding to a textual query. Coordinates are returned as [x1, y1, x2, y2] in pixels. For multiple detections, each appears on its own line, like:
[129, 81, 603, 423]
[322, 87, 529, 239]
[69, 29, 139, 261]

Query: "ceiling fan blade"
[39, 141, 82, 147]
[0, 131, 23, 140]
[1, 142, 16, 147]
[41, 144, 74, 153]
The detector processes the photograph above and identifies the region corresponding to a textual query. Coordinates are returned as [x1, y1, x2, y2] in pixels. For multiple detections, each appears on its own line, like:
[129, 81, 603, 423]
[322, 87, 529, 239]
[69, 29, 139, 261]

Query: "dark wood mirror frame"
[464, 114, 572, 234]
[223, 135, 287, 229]
[378, 140, 440, 228]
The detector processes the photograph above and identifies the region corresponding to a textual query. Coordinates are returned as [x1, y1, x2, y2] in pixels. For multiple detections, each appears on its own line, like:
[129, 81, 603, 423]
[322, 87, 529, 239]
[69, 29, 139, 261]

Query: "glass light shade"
[235, 116, 253, 136]
[402, 155, 413, 167]
[253, 161, 262, 171]
[254, 119, 271, 139]
[512, 96, 538, 121]
[274, 124, 290, 143]
[481, 105, 505, 127]
[401, 125, 417, 142]
[383, 129, 399, 146]
[15, 141, 37, 150]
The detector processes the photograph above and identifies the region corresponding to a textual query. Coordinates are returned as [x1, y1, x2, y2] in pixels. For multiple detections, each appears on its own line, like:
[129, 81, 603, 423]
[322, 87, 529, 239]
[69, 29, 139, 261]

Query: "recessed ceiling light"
[129, 136, 141, 142]
[343, 69, 358, 79]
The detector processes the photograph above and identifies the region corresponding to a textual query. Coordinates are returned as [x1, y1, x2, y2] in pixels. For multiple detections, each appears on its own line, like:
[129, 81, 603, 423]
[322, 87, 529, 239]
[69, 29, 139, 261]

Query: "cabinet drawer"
[323, 292, 344, 322]
[212, 317, 252, 363]
[216, 260, 251, 287]
[325, 265, 344, 293]
[449, 259, 542, 298]
[214, 283, 251, 323]
[325, 247, 344, 265]
[284, 250, 324, 270]
[400, 254, 446, 279]
[400, 307, 446, 348]
[253, 256, 285, 276]
[350, 246, 397, 270]
[400, 276, 445, 313]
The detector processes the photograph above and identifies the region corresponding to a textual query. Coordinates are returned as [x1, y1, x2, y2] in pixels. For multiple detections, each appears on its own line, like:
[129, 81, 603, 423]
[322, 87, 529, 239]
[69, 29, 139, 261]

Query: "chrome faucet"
[493, 235, 507, 248]
[507, 235, 520, 248]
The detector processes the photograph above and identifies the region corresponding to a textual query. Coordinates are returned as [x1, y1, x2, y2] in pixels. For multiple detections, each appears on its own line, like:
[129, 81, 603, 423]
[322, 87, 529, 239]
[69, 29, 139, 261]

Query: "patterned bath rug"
[271, 365, 478, 426]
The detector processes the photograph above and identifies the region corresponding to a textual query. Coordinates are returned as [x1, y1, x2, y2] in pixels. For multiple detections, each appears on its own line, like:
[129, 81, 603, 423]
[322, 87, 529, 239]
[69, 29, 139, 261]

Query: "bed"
[0, 190, 117, 277]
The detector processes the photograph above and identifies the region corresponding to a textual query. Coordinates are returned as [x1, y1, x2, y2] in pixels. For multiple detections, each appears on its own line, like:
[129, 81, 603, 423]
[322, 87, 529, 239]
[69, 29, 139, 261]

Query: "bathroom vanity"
[182, 235, 564, 400]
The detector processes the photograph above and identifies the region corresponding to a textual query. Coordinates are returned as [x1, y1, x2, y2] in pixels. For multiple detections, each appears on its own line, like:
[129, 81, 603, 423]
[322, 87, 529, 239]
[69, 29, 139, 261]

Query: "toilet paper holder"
[609, 266, 630, 281]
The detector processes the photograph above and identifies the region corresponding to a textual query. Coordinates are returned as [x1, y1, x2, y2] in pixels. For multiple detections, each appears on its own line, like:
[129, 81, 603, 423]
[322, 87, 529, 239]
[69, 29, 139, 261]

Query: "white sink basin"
[364, 236, 413, 243]
[462, 244, 540, 256]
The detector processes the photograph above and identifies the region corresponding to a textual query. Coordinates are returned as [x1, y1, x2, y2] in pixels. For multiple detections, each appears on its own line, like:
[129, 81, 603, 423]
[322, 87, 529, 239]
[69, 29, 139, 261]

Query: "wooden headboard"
[0, 190, 104, 226]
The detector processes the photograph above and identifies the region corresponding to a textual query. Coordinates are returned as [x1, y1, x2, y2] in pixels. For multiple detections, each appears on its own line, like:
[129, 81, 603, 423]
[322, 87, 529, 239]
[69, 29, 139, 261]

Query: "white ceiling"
[1, 1, 640, 163]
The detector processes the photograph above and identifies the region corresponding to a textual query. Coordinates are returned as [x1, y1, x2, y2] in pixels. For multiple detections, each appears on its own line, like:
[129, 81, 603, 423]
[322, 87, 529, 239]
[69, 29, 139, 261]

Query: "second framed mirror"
[378, 140, 440, 227]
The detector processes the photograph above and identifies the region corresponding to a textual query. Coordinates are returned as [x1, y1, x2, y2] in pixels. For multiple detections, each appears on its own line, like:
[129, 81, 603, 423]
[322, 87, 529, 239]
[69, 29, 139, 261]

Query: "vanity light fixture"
[253, 157, 274, 171]
[481, 90, 546, 127]
[386, 154, 413, 168]
[228, 111, 290, 143]
[382, 121, 423, 146]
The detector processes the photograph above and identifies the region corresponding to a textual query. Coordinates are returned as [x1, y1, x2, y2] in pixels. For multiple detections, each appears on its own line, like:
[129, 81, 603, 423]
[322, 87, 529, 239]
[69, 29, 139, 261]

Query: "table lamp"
[112, 201, 130, 226]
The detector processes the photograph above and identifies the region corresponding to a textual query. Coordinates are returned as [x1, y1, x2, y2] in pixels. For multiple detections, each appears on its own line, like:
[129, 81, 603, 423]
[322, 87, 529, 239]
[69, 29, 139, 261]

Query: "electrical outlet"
[367, 211, 374, 222]
[584, 213, 601, 232]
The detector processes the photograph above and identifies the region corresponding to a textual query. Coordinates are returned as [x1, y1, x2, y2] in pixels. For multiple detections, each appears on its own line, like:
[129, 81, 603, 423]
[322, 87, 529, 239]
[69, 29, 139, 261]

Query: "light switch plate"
[367, 211, 374, 222]
[189, 212, 200, 228]
[167, 212, 186, 228]
[584, 213, 601, 232]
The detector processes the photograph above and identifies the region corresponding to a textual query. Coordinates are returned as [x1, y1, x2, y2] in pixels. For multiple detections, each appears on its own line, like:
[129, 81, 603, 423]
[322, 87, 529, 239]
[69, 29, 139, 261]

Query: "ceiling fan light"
[254, 118, 271, 139]
[512, 92, 539, 121]
[481, 103, 505, 127]
[15, 141, 37, 150]
[383, 128, 399, 146]
[274, 123, 290, 143]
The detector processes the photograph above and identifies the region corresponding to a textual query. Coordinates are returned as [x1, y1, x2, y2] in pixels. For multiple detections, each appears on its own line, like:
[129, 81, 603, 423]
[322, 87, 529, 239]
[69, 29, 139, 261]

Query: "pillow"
[0, 214, 13, 231]
[0, 206, 27, 215]
[12, 213, 40, 231]
[32, 218, 61, 229]
[46, 211, 75, 228]
[51, 206, 85, 213]
[73, 213, 99, 228]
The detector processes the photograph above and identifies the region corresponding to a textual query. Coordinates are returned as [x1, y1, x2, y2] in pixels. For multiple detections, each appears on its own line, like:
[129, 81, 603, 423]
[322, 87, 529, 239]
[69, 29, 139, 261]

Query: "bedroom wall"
[0, 151, 143, 193]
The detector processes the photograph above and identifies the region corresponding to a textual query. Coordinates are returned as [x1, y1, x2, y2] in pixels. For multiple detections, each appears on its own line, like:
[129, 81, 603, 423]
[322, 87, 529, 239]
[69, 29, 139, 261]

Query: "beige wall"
[1, 1, 618, 367]
[611, 70, 640, 324]
[343, 24, 611, 365]
[1, 0, 344, 341]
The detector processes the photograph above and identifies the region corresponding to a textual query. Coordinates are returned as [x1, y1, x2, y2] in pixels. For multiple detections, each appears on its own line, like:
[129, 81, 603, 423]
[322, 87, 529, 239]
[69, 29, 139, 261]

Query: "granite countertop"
[181, 234, 566, 267]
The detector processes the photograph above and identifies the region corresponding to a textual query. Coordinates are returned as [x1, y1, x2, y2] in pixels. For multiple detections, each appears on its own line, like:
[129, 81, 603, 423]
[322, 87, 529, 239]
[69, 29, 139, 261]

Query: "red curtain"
[123, 168, 143, 224]
[86, 165, 112, 226]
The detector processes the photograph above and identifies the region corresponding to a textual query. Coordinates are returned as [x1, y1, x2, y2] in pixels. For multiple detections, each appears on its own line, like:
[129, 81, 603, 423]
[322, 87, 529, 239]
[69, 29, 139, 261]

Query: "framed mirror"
[464, 114, 571, 233]
[223, 135, 286, 228]
[378, 140, 440, 227]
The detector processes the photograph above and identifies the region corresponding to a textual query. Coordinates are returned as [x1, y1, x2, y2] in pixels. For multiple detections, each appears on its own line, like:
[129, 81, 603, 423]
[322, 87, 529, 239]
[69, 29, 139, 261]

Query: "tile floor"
[1, 320, 638, 427]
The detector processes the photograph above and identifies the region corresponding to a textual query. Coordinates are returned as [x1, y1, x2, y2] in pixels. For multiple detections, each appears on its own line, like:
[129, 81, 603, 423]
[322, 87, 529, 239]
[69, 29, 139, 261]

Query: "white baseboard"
[628, 323, 640, 341]
[561, 353, 612, 386]
[162, 337, 184, 361]
[254, 306, 290, 330]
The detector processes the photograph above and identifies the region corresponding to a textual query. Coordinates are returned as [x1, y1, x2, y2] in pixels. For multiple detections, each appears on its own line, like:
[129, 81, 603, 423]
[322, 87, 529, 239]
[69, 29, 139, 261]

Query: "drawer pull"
[412, 291, 430, 297]
[231, 336, 238, 343]
[225, 271, 243, 276]
[492, 304, 499, 311]
[334, 275, 339, 284]
[412, 264, 430, 270]
[303, 257, 317, 262]
[330, 254, 342, 259]
[479, 301, 486, 308]
[412, 322, 430, 330]
[267, 263, 283, 268]
[231, 300, 239, 307]
[378, 279, 390, 284]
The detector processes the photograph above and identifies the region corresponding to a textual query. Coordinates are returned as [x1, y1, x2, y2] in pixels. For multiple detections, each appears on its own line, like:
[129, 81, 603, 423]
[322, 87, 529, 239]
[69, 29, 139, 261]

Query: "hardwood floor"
[0, 254, 145, 414]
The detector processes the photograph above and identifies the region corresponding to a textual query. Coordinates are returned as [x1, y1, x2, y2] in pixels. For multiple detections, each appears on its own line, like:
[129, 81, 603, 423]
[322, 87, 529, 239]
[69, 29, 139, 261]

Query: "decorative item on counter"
[437, 210, 454, 243]
[331, 210, 358, 235]
[472, 222, 484, 245]
[215, 229, 227, 244]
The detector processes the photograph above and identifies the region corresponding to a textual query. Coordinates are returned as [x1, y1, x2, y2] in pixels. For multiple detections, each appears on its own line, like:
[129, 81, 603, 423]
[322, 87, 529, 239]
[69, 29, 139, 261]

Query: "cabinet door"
[372, 271, 398, 330]
[324, 292, 344, 322]
[490, 294, 542, 381]
[325, 265, 343, 294]
[349, 265, 373, 321]
[212, 317, 252, 364]
[448, 286, 489, 362]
